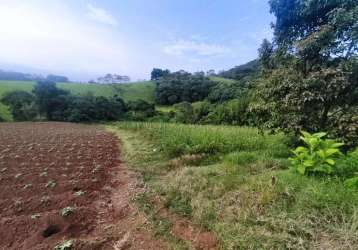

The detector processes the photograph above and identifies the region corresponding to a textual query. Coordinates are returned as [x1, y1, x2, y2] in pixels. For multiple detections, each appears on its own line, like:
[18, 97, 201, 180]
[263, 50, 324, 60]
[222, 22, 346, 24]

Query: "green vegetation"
[1, 0, 357, 247]
[109, 122, 358, 249]
[290, 132, 344, 175]
[154, 70, 214, 105]
[0, 80, 155, 120]
[253, 0, 358, 145]
[0, 80, 155, 101]
[116, 122, 289, 158]
[150, 0, 358, 147]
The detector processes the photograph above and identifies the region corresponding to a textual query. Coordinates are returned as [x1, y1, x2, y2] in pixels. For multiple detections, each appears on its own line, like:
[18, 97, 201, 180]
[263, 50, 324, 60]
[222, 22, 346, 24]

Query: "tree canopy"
[253, 0, 358, 146]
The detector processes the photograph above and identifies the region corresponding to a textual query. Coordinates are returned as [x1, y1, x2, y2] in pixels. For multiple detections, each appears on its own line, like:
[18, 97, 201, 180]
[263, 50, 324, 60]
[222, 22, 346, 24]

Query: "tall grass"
[116, 122, 289, 158]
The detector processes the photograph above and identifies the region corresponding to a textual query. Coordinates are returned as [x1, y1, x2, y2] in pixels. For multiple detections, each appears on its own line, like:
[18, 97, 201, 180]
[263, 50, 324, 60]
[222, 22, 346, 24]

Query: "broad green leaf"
[301, 131, 311, 138]
[317, 150, 325, 158]
[303, 160, 314, 167]
[314, 132, 327, 138]
[325, 148, 339, 156]
[325, 159, 335, 165]
[331, 142, 344, 148]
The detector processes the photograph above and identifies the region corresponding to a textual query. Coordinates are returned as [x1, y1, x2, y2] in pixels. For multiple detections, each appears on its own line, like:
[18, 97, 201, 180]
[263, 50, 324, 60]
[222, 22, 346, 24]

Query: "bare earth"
[0, 122, 166, 250]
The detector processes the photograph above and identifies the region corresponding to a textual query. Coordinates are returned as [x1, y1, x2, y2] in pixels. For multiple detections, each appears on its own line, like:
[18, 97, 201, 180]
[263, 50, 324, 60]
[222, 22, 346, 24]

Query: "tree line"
[1, 81, 155, 122]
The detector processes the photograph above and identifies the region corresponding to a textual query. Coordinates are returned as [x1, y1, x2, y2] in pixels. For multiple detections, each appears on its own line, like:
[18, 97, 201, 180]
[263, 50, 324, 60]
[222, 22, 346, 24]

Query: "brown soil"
[0, 122, 167, 250]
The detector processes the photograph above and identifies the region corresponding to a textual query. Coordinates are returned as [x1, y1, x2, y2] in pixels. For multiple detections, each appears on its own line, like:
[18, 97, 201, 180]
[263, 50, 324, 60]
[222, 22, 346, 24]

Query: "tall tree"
[151, 68, 170, 80]
[254, 0, 358, 145]
[32, 81, 70, 120]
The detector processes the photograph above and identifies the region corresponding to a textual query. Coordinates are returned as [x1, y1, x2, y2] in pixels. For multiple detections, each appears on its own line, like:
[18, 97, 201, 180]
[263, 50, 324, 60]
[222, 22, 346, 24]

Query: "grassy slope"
[0, 80, 155, 120]
[109, 122, 358, 249]
[209, 76, 237, 85]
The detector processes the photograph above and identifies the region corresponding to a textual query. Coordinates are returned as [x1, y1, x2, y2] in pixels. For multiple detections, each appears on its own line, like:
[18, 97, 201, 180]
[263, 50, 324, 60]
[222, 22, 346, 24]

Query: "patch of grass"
[209, 76, 237, 86]
[156, 105, 175, 113]
[109, 122, 358, 249]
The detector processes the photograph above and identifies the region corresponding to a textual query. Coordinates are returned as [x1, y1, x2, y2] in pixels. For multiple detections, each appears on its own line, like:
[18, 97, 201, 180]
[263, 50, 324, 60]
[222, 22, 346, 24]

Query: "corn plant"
[290, 131, 344, 175]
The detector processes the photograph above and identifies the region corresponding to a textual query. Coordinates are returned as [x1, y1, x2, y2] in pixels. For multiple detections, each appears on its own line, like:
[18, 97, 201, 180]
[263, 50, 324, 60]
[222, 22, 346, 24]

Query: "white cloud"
[0, 2, 127, 80]
[163, 40, 230, 57]
[87, 4, 118, 26]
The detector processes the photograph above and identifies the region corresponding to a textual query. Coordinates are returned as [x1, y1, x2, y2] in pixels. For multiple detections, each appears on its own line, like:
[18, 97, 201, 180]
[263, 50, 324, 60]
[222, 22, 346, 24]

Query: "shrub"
[172, 102, 194, 123]
[336, 148, 358, 179]
[289, 131, 344, 175]
[126, 99, 156, 121]
[1, 91, 37, 121]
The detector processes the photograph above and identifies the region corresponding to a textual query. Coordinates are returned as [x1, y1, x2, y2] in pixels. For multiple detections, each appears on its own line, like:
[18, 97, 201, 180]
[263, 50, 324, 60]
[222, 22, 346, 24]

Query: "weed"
[74, 190, 85, 196]
[23, 184, 33, 189]
[31, 213, 41, 219]
[14, 173, 22, 179]
[40, 195, 51, 204]
[290, 131, 344, 175]
[54, 240, 73, 250]
[39, 171, 48, 177]
[61, 207, 75, 217]
[46, 180, 56, 188]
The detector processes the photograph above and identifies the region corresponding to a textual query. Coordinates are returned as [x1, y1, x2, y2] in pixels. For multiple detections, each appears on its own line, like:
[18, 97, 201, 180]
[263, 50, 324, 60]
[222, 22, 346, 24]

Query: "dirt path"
[0, 122, 167, 250]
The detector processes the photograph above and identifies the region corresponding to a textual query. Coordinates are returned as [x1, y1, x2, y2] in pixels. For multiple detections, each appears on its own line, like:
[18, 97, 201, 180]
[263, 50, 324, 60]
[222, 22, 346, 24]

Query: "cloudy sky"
[0, 0, 274, 81]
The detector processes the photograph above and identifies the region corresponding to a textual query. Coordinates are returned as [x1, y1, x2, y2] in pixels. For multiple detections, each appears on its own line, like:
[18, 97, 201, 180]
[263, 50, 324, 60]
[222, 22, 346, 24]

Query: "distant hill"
[0, 69, 42, 81]
[0, 80, 155, 121]
[0, 69, 70, 82]
[218, 59, 260, 80]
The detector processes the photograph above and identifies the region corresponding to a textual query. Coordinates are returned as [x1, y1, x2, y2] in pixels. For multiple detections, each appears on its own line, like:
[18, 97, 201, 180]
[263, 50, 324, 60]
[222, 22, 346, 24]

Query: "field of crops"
[0, 122, 122, 249]
[0, 80, 155, 121]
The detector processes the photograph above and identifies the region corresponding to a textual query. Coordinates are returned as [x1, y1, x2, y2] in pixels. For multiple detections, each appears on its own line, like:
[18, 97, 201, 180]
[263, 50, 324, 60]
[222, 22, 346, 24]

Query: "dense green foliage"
[64, 94, 127, 122]
[217, 59, 260, 80]
[151, 68, 170, 80]
[1, 91, 37, 121]
[33, 81, 70, 120]
[155, 70, 215, 105]
[253, 0, 358, 146]
[206, 77, 249, 103]
[169, 99, 251, 126]
[125, 99, 156, 121]
[290, 131, 344, 175]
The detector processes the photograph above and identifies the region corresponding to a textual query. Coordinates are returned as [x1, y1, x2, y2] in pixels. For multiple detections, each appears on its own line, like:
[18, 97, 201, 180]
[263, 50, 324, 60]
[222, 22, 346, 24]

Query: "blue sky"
[0, 0, 274, 81]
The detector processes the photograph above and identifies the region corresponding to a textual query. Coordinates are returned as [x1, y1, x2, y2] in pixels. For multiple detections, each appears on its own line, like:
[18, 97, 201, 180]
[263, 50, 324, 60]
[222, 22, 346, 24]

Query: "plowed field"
[0, 122, 164, 250]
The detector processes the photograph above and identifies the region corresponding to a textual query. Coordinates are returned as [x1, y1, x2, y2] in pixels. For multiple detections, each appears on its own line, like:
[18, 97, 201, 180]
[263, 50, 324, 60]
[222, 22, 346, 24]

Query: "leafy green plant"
[290, 131, 344, 175]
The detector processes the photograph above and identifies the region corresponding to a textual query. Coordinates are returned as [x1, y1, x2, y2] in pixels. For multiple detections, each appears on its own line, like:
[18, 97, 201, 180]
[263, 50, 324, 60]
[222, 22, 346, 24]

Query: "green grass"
[156, 105, 175, 113]
[116, 122, 289, 158]
[0, 80, 155, 120]
[109, 121, 358, 249]
[209, 76, 237, 86]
